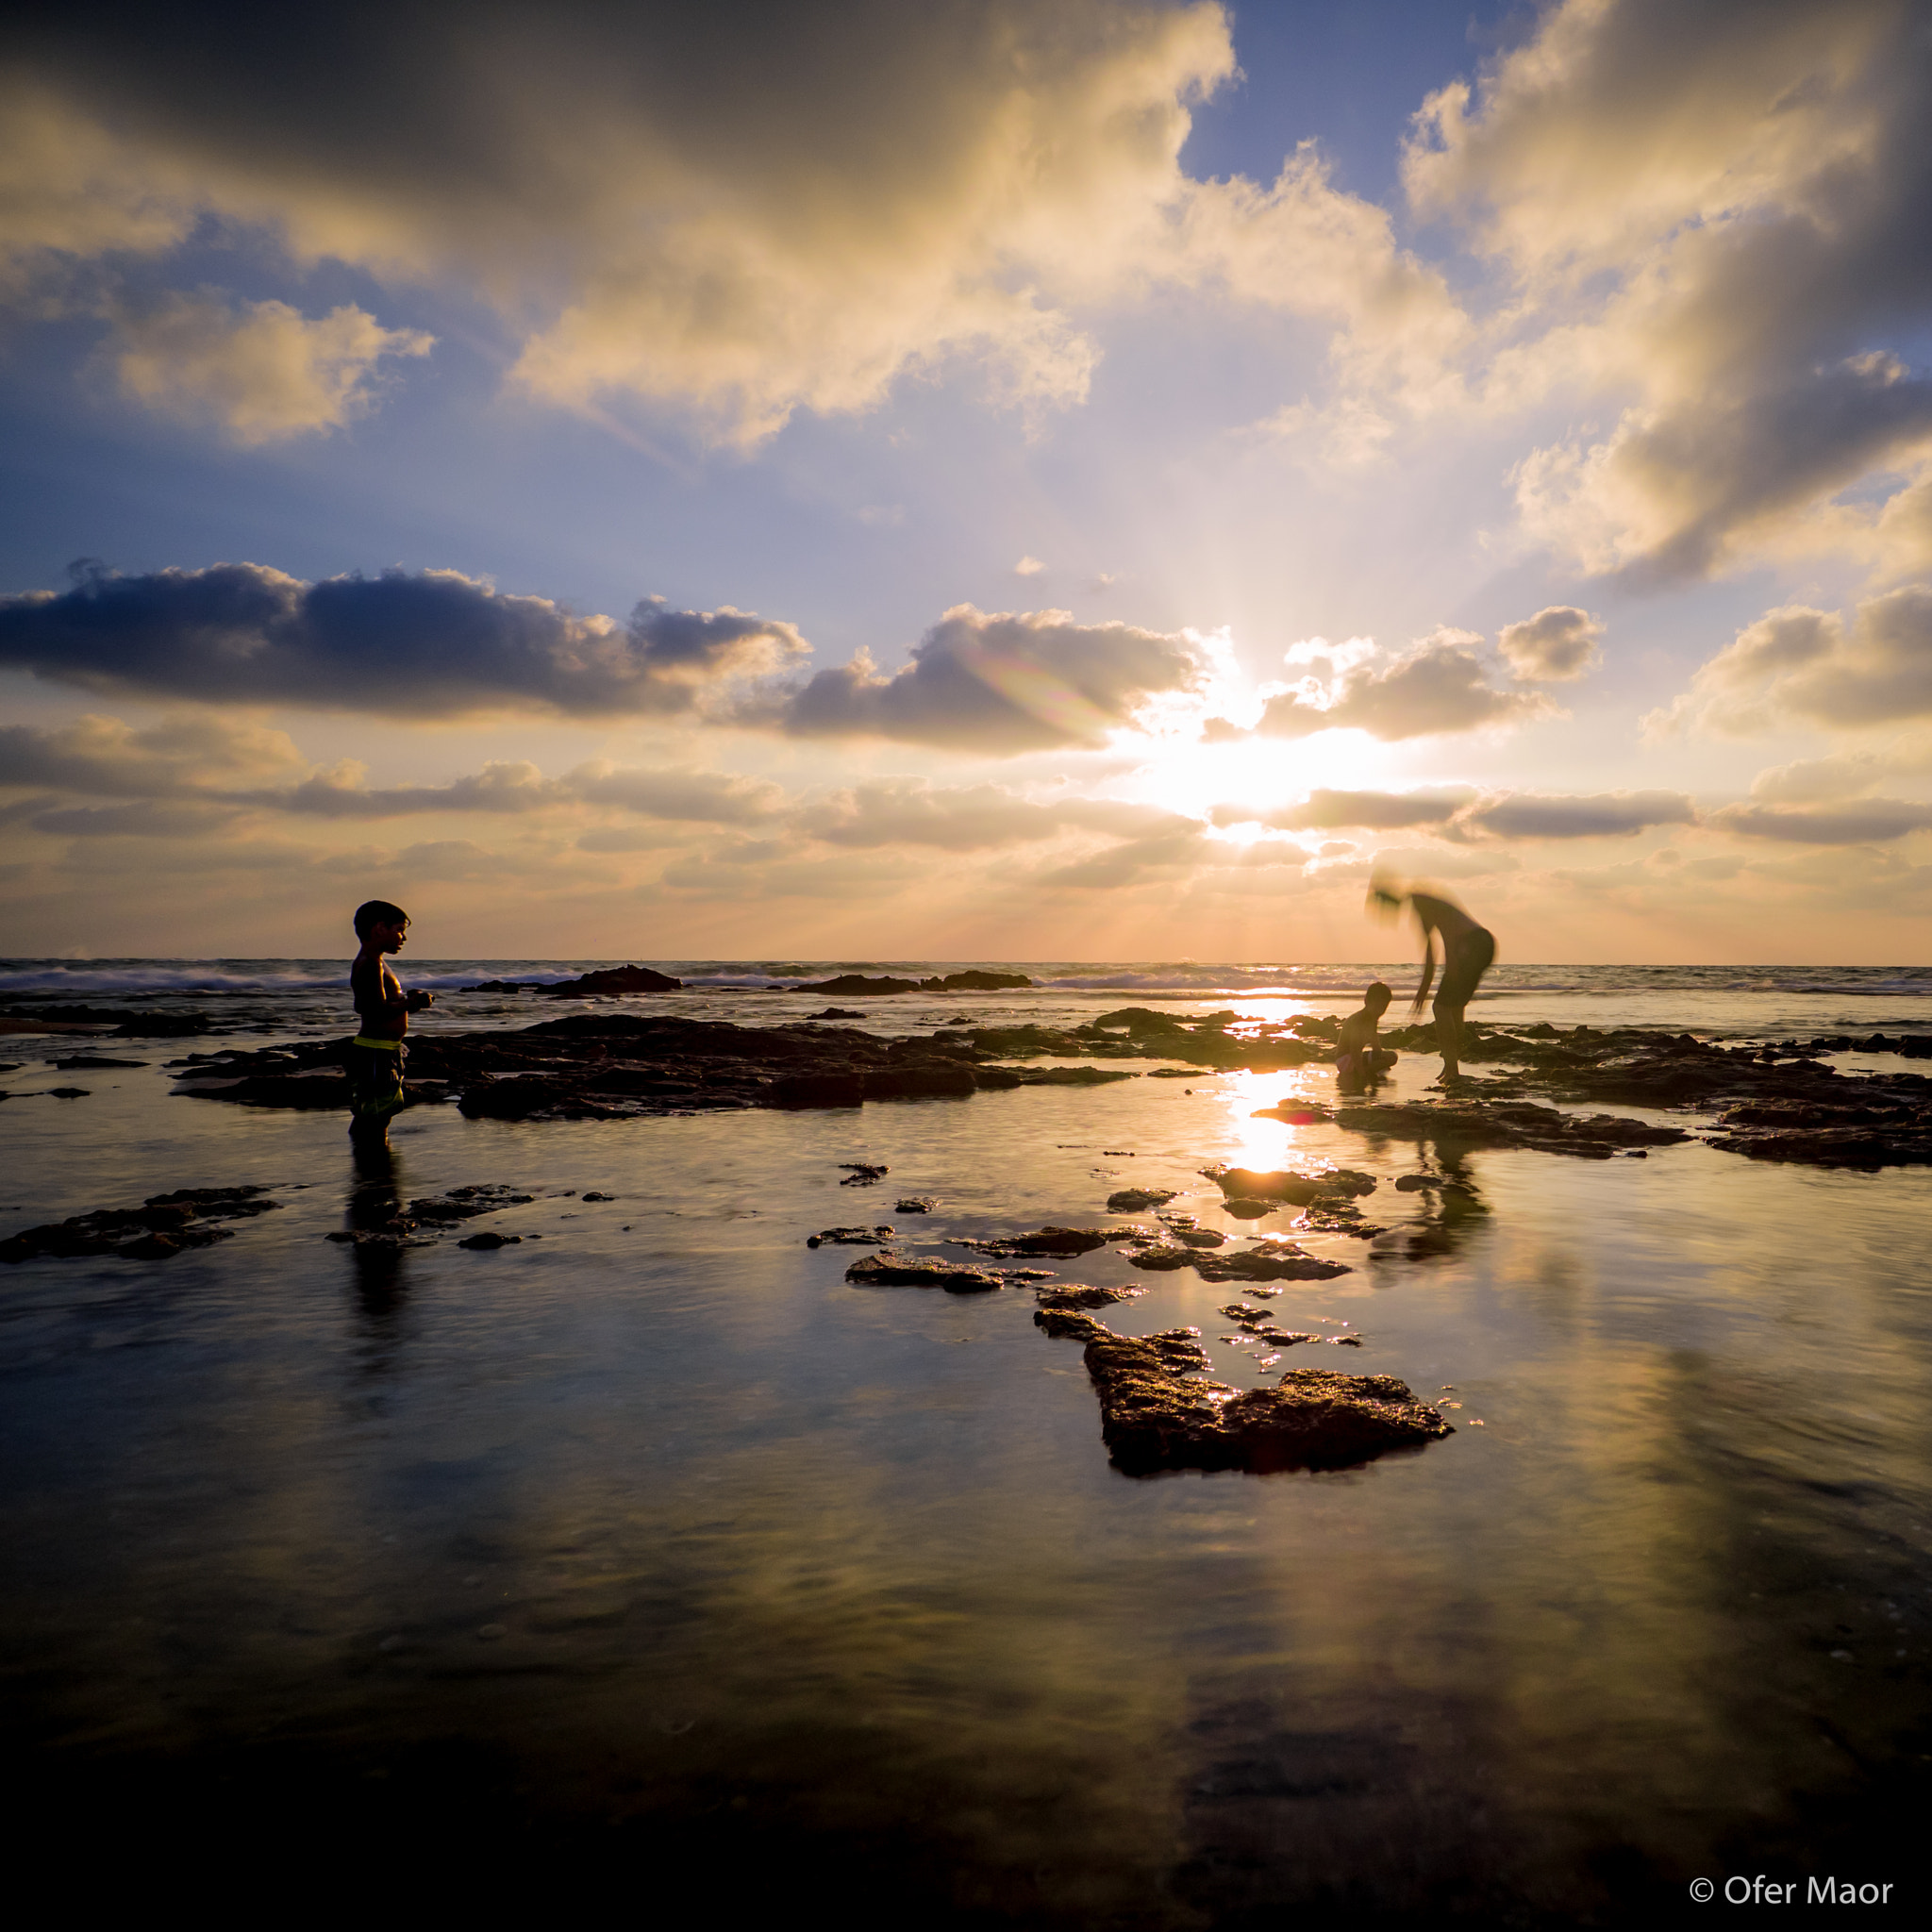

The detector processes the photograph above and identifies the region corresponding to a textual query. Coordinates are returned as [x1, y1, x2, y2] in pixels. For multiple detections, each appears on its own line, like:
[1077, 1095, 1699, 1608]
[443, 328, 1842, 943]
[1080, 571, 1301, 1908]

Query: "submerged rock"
[1038, 1315, 1451, 1474]
[839, 1162, 890, 1183]
[844, 1250, 1005, 1292]
[894, 1195, 936, 1213]
[458, 1231, 523, 1250]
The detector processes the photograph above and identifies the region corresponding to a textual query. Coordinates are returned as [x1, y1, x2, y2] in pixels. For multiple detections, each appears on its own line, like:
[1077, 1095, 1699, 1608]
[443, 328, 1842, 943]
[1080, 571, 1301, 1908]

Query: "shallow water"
[5, 966, 1932, 1917]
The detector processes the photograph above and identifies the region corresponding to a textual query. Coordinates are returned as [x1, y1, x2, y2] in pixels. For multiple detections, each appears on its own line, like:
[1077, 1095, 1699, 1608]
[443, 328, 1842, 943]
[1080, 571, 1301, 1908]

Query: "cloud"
[1406, 0, 1932, 581]
[1496, 606, 1603, 682]
[1650, 584, 1932, 735]
[1042, 827, 1212, 889]
[1707, 800, 1932, 845]
[1235, 631, 1558, 741]
[0, 563, 808, 718]
[1211, 788, 1470, 831]
[2, 4, 1464, 446]
[797, 777, 1188, 850]
[1213, 784, 1693, 841]
[1452, 790, 1697, 841]
[1013, 557, 1045, 577]
[752, 604, 1208, 752]
[0, 711, 305, 795]
[107, 292, 432, 443]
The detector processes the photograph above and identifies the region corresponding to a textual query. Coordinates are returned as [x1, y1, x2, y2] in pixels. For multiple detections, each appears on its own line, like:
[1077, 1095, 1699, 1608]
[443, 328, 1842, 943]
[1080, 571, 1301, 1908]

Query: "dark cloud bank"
[0, 564, 806, 718]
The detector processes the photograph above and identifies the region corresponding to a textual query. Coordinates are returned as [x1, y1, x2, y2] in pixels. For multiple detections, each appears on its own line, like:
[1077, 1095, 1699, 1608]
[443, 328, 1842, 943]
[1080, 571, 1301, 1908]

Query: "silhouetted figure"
[346, 898, 432, 1140]
[1369, 879, 1495, 1084]
[1335, 981, 1397, 1093]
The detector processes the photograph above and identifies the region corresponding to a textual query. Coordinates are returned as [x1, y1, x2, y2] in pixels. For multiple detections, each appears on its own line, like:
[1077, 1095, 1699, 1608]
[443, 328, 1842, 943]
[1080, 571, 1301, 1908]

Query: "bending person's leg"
[1431, 927, 1495, 1083]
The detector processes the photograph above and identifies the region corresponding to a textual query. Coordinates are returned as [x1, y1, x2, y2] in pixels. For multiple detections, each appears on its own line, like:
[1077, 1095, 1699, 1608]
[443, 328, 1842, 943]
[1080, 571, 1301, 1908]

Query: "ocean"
[4, 960, 1930, 1915]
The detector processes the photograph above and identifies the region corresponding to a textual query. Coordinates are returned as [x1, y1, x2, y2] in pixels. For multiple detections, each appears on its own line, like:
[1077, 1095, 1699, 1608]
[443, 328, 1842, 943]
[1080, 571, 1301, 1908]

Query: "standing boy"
[347, 899, 432, 1135]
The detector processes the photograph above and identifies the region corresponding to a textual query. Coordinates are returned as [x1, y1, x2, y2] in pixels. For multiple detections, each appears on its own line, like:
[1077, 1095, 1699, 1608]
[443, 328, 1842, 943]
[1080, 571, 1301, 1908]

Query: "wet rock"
[811, 1008, 865, 1020]
[458, 1075, 572, 1120]
[51, 1056, 146, 1069]
[860, 1064, 977, 1101]
[839, 1162, 890, 1183]
[1292, 1205, 1386, 1239]
[1205, 1167, 1377, 1204]
[806, 1225, 895, 1246]
[1193, 1241, 1352, 1284]
[1006, 1226, 1111, 1257]
[1172, 1227, 1226, 1248]
[0, 1186, 270, 1262]
[1393, 1174, 1438, 1191]
[408, 1186, 535, 1223]
[1036, 1304, 1116, 1337]
[1037, 1285, 1145, 1310]
[540, 964, 682, 994]
[3, 1003, 212, 1037]
[845, 1251, 1004, 1292]
[1326, 1097, 1690, 1158]
[48, 1087, 90, 1098]
[1222, 1198, 1274, 1220]
[791, 974, 924, 995]
[1108, 1187, 1177, 1211]
[773, 1071, 867, 1108]
[581, 1191, 614, 1201]
[458, 1231, 523, 1250]
[894, 1196, 936, 1213]
[1009, 1066, 1141, 1086]
[1126, 1244, 1198, 1271]
[325, 1228, 428, 1252]
[1040, 1318, 1452, 1474]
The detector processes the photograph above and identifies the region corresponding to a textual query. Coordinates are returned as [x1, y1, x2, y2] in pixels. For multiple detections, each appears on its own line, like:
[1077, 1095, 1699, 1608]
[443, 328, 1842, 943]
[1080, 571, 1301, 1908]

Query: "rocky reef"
[1034, 1312, 1452, 1475]
[171, 1013, 1059, 1121]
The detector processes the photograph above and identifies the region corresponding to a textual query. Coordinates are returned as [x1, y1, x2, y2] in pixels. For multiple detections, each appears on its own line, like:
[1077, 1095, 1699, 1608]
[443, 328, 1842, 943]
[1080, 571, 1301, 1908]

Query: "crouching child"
[1335, 981, 1397, 1094]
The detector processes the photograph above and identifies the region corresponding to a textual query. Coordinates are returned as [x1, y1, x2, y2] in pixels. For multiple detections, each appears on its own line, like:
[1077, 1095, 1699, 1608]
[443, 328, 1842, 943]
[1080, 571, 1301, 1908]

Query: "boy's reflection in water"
[345, 1137, 411, 1334]
[1376, 1148, 1491, 1262]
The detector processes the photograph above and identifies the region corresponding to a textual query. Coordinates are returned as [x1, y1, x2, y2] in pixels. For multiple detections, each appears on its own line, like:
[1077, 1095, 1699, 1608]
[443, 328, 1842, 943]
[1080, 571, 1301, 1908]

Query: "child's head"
[354, 899, 409, 948]
[1363, 981, 1392, 1014]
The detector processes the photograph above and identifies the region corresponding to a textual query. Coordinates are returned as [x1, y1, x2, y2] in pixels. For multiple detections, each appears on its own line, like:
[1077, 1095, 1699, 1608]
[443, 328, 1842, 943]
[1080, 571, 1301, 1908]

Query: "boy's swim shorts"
[345, 1036, 408, 1124]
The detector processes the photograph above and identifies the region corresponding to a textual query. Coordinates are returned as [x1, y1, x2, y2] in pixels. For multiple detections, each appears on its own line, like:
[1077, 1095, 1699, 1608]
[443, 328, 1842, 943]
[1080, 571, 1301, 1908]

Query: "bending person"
[1369, 879, 1495, 1084]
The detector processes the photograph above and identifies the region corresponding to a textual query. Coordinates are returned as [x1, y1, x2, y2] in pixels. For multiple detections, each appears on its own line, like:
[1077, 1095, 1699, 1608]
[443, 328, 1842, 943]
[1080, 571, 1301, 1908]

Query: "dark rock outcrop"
[1039, 1314, 1451, 1474]
[2, 1185, 277, 1263]
[468, 964, 682, 994]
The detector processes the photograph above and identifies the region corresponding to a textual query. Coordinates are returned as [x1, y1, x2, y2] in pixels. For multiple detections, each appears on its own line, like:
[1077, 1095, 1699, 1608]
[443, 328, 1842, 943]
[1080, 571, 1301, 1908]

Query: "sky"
[3, 0, 1931, 963]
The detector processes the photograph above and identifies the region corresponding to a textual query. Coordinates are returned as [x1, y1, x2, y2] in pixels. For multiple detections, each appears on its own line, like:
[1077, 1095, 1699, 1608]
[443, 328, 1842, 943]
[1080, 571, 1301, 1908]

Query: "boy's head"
[1363, 981, 1392, 1014]
[354, 899, 409, 950]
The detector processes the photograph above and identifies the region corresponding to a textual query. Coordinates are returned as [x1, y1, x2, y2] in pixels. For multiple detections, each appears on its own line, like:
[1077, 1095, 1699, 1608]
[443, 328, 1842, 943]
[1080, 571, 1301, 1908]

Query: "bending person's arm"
[1412, 928, 1437, 1016]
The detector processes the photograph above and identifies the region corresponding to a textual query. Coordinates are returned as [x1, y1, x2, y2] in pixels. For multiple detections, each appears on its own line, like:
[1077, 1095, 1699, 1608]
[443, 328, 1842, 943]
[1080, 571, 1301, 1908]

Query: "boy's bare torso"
[352, 949, 409, 1040]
